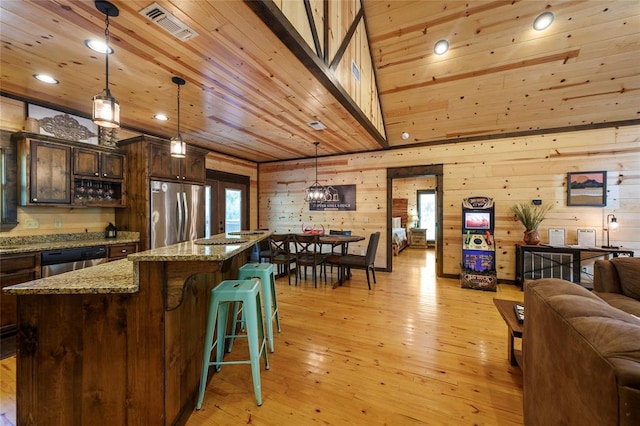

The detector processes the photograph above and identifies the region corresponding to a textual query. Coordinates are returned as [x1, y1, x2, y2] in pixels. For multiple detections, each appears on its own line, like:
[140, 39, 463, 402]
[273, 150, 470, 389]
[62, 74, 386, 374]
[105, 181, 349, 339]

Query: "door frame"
[206, 170, 250, 233]
[386, 165, 443, 276]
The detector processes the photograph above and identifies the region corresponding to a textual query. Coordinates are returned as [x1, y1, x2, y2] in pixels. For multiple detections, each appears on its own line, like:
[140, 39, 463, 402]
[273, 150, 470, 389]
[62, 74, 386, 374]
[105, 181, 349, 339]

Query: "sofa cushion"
[597, 292, 640, 318]
[612, 257, 640, 301]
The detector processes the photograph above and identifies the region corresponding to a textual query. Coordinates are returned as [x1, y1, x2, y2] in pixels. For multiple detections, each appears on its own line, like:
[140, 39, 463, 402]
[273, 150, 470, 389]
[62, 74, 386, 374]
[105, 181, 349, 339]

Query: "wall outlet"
[26, 219, 40, 229]
[54, 219, 62, 228]
[360, 250, 365, 256]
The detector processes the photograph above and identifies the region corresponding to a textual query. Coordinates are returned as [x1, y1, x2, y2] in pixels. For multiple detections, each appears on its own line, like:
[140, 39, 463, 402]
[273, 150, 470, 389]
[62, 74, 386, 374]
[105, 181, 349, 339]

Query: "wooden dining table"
[316, 234, 366, 288]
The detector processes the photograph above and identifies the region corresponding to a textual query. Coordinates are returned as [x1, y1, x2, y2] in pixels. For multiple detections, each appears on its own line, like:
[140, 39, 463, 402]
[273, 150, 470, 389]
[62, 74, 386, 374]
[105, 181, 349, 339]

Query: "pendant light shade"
[170, 76, 186, 158]
[92, 1, 120, 128]
[305, 142, 327, 203]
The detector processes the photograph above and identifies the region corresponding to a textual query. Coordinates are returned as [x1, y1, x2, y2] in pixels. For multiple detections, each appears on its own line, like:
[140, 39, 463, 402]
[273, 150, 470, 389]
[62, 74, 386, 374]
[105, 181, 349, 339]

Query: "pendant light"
[304, 142, 327, 203]
[170, 76, 186, 158]
[92, 1, 120, 128]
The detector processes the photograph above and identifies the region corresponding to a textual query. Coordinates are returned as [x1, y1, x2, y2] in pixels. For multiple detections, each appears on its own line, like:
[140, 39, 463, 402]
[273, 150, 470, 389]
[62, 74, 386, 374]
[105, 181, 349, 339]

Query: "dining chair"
[328, 229, 351, 274]
[269, 234, 296, 285]
[335, 231, 380, 289]
[293, 234, 326, 288]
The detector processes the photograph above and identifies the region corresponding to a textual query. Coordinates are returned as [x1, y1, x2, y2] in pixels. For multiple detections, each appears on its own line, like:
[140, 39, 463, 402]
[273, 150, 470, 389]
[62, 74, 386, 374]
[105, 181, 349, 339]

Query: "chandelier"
[305, 142, 327, 203]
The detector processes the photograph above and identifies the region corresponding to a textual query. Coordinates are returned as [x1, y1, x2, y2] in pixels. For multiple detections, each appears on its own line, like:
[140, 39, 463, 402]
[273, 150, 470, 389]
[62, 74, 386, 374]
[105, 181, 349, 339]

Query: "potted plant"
[511, 202, 552, 245]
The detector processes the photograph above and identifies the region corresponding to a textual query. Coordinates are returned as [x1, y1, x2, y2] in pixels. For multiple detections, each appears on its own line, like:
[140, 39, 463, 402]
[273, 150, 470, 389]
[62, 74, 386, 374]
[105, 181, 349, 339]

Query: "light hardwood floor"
[0, 249, 524, 425]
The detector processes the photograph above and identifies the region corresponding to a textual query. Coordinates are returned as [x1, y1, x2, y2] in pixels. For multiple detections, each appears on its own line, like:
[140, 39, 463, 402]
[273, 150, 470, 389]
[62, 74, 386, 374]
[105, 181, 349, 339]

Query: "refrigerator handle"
[182, 191, 189, 241]
[176, 194, 183, 242]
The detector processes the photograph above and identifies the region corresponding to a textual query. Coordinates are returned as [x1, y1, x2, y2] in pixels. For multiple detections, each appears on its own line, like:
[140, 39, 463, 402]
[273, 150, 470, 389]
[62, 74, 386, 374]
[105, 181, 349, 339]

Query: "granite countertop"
[128, 231, 271, 262]
[0, 231, 140, 255]
[3, 231, 270, 295]
[3, 258, 137, 295]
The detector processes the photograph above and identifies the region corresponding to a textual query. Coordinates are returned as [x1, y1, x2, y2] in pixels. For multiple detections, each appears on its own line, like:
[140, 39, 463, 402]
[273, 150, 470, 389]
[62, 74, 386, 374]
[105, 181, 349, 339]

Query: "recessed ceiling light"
[84, 39, 114, 54]
[401, 132, 410, 140]
[154, 113, 169, 121]
[434, 39, 449, 55]
[533, 12, 554, 31]
[32, 74, 59, 84]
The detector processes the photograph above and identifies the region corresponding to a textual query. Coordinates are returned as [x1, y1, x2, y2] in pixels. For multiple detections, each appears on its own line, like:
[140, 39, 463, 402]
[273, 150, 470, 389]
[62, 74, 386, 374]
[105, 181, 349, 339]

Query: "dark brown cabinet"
[74, 148, 124, 179]
[18, 138, 71, 205]
[0, 252, 40, 336]
[14, 132, 126, 207]
[107, 243, 138, 261]
[148, 141, 206, 183]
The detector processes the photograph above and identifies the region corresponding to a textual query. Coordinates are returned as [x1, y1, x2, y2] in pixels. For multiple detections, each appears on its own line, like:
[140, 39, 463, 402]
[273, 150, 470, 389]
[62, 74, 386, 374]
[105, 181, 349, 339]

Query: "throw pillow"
[612, 257, 640, 301]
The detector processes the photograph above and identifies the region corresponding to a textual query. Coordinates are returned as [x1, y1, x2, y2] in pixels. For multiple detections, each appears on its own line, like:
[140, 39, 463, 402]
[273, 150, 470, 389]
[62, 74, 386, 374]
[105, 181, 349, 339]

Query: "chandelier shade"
[170, 76, 186, 158]
[92, 1, 120, 129]
[304, 142, 327, 203]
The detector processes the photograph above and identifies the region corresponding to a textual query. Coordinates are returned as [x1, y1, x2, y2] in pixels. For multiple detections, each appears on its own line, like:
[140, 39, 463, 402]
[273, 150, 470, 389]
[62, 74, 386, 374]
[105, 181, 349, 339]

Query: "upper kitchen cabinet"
[17, 136, 71, 205]
[74, 148, 124, 179]
[146, 138, 206, 184]
[14, 132, 126, 207]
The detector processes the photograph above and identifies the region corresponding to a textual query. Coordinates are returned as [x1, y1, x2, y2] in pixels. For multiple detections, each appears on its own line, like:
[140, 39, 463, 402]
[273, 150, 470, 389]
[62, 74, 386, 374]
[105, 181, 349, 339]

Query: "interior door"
[206, 170, 250, 235]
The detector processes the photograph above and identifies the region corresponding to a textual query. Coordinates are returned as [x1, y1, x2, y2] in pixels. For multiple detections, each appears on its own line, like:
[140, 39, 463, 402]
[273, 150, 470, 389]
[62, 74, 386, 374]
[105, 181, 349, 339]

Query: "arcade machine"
[461, 196, 497, 291]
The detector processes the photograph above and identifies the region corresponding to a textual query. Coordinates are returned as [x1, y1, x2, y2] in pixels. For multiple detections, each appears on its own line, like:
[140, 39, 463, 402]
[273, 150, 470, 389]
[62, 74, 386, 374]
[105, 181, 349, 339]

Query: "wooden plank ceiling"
[1, 1, 638, 163]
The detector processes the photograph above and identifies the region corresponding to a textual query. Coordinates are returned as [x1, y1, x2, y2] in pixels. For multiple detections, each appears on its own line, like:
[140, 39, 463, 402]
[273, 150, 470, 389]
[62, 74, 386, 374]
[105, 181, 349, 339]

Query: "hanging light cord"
[176, 82, 181, 138]
[104, 12, 111, 97]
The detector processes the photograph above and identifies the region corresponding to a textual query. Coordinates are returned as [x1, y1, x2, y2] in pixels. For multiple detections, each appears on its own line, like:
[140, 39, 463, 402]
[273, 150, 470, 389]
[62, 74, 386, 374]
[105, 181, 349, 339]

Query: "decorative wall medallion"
[27, 104, 98, 144]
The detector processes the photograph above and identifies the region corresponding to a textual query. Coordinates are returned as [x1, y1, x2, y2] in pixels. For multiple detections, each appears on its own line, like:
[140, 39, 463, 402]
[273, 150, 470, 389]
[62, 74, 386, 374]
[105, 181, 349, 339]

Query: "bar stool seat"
[196, 279, 269, 408]
[235, 262, 281, 353]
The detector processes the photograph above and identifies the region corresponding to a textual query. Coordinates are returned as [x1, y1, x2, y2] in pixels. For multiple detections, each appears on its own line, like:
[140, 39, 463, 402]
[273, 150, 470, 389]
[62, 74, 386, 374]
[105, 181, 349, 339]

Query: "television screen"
[464, 211, 491, 230]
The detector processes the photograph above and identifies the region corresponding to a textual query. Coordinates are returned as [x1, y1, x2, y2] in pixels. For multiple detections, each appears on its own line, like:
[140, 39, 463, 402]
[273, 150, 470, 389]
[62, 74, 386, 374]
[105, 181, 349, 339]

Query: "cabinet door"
[149, 143, 181, 181]
[74, 148, 100, 177]
[1, 252, 40, 336]
[29, 141, 71, 204]
[181, 150, 205, 183]
[101, 152, 124, 179]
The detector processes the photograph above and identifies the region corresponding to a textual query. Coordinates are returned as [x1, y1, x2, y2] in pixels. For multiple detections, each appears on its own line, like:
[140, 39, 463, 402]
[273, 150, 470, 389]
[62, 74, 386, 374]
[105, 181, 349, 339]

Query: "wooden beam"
[329, 7, 364, 71]
[245, 0, 389, 149]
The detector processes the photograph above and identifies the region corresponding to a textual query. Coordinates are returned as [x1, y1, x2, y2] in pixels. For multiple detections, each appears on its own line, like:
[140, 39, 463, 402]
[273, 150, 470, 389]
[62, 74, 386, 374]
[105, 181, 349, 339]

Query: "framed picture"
[567, 171, 607, 207]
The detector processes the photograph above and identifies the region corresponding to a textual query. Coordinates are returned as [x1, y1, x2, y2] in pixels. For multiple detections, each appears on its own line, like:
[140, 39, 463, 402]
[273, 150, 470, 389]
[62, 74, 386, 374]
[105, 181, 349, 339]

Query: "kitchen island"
[3, 231, 270, 426]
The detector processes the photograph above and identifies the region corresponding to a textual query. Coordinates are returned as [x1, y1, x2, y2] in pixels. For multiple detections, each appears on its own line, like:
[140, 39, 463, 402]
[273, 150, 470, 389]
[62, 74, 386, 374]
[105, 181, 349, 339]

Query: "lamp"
[170, 76, 186, 158]
[410, 214, 419, 228]
[92, 1, 120, 128]
[603, 214, 619, 249]
[304, 142, 327, 203]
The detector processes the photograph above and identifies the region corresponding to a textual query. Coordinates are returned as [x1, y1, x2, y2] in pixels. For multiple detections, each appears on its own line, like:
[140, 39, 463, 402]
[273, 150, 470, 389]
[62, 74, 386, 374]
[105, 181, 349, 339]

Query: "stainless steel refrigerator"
[150, 180, 206, 249]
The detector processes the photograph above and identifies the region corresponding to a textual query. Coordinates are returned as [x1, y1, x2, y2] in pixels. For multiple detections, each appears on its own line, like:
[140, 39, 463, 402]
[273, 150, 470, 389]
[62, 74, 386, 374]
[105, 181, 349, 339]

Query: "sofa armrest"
[594, 259, 623, 293]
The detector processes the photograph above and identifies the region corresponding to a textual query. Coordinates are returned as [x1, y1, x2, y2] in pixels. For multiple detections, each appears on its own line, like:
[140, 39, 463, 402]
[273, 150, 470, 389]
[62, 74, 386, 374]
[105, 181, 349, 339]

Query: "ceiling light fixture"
[434, 39, 449, 55]
[533, 11, 554, 31]
[33, 74, 59, 84]
[401, 132, 410, 140]
[84, 39, 113, 54]
[170, 76, 186, 158]
[304, 142, 327, 203]
[154, 113, 169, 121]
[92, 0, 120, 129]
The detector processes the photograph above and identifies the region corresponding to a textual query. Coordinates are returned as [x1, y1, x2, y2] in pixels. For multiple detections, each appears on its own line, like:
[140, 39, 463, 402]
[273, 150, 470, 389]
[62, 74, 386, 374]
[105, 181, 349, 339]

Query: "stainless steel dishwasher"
[41, 245, 107, 277]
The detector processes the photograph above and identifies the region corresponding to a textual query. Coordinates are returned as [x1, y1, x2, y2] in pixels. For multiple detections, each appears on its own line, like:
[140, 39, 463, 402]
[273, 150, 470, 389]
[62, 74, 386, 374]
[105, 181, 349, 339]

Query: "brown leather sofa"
[523, 273, 640, 425]
[593, 257, 640, 317]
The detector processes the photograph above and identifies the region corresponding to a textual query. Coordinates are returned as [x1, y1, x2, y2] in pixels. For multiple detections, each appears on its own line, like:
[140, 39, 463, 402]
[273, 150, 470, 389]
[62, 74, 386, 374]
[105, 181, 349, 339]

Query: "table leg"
[507, 329, 517, 366]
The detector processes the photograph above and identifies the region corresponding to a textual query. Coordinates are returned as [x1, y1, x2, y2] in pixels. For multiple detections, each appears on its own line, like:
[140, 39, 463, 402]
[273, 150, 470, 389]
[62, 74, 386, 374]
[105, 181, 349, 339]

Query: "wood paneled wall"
[258, 126, 640, 279]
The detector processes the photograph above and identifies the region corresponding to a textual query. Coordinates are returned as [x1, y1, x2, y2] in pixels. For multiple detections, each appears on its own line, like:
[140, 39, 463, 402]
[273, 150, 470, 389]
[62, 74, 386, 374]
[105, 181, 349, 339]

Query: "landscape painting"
[567, 171, 607, 207]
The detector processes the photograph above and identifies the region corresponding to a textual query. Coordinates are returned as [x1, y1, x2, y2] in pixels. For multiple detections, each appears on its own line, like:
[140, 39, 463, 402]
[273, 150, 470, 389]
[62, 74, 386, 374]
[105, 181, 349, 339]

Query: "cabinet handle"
[32, 198, 38, 202]
[103, 173, 107, 177]
[95, 172, 99, 176]
[176, 175, 180, 179]
[121, 249, 127, 253]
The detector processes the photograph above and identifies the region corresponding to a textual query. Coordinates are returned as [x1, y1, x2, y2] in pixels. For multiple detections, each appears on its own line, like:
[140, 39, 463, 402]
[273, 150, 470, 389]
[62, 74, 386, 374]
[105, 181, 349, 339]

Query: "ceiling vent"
[139, 2, 199, 41]
[307, 121, 327, 131]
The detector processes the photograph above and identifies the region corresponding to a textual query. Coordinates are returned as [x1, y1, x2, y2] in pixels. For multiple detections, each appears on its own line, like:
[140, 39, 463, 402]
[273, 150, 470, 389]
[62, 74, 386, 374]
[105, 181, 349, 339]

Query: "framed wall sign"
[567, 171, 606, 207]
[309, 184, 356, 211]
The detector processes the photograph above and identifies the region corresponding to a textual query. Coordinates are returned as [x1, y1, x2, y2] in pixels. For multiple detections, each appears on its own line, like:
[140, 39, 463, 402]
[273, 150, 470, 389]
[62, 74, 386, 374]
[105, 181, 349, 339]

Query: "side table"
[409, 228, 428, 248]
[493, 299, 523, 367]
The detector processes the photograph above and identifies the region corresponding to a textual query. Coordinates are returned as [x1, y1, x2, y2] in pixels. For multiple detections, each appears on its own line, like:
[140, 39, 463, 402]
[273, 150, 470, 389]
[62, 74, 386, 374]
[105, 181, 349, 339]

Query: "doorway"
[387, 165, 443, 277]
[206, 170, 250, 235]
[417, 190, 437, 244]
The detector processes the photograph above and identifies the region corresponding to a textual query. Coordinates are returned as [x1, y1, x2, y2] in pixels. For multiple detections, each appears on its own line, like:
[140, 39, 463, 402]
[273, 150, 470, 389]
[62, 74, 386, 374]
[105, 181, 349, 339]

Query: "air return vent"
[139, 2, 198, 41]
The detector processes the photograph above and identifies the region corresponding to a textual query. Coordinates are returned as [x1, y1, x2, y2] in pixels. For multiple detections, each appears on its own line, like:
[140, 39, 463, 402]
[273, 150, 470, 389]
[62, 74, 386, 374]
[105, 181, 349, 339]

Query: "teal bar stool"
[196, 279, 269, 408]
[235, 262, 281, 353]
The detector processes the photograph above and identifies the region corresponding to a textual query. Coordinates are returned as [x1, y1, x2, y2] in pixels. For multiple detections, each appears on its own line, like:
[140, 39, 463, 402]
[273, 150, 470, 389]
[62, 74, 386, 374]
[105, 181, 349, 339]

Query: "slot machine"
[461, 196, 497, 291]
